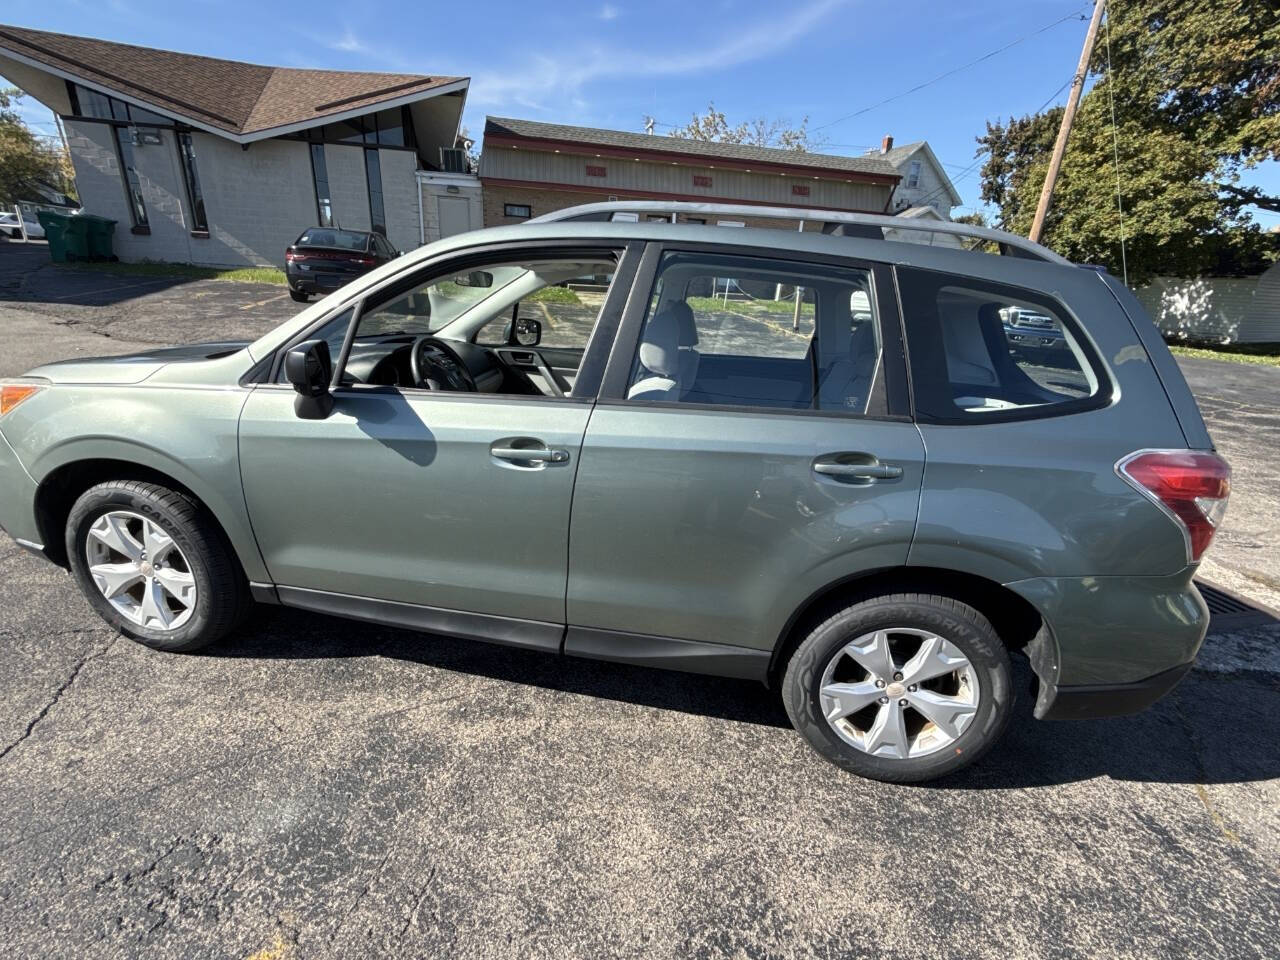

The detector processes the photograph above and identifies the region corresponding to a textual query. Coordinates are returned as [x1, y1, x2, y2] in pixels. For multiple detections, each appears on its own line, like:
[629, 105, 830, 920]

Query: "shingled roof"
[485, 116, 899, 181]
[0, 24, 466, 139]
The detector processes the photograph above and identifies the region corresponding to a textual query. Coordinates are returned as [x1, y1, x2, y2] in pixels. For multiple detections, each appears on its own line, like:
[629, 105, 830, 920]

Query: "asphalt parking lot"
[1, 243, 1278, 959]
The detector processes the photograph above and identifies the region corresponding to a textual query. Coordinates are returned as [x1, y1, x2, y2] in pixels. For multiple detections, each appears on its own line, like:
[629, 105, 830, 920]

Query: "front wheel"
[783, 593, 1013, 783]
[66, 480, 250, 652]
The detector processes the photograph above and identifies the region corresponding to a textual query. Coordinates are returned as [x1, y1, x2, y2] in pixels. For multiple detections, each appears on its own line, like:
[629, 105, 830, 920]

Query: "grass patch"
[55, 260, 286, 285]
[1168, 341, 1280, 367]
[686, 295, 815, 317]
[527, 285, 581, 304]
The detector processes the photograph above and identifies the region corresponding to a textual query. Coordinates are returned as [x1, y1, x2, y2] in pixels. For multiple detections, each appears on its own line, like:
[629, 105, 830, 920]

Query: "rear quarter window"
[897, 267, 1108, 423]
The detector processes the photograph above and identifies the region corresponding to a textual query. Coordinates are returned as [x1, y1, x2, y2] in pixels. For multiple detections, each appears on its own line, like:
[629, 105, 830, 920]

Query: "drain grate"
[1196, 581, 1279, 631]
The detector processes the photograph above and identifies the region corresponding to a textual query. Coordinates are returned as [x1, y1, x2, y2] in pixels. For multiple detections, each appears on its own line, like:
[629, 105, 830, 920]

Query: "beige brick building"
[479, 117, 901, 229]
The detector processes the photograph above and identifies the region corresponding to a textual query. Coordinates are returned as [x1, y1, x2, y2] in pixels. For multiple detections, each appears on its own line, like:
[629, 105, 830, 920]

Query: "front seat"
[627, 306, 684, 401]
[668, 301, 701, 398]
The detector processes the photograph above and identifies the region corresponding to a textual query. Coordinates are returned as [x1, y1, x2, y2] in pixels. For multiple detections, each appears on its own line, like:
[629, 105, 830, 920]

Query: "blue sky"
[7, 0, 1278, 226]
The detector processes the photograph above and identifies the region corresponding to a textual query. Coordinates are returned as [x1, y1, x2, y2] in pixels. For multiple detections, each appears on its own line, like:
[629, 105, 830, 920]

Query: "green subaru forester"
[0, 202, 1230, 782]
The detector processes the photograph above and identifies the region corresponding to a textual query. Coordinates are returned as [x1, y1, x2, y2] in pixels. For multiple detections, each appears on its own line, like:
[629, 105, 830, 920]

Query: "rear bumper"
[1035, 661, 1194, 720]
[1006, 571, 1209, 719]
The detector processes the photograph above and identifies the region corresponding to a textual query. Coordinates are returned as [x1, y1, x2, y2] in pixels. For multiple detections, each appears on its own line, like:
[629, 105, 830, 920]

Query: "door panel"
[240, 387, 591, 624]
[566, 405, 925, 652]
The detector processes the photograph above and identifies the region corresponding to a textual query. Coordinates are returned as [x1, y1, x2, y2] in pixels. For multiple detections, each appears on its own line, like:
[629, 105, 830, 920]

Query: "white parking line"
[240, 292, 289, 310]
[45, 276, 178, 301]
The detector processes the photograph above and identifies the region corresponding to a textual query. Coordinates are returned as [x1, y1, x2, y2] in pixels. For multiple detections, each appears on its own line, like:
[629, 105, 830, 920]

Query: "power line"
[812, 6, 1091, 132]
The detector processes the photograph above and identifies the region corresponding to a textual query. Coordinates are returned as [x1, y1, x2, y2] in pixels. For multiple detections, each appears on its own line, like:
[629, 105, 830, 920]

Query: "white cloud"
[466, 0, 846, 109]
[330, 28, 371, 55]
[599, 4, 620, 19]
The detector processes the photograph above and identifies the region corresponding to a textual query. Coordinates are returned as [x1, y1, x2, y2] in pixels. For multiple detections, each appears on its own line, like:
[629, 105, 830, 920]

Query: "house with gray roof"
[0, 24, 473, 265]
[867, 136, 962, 218]
[480, 116, 901, 230]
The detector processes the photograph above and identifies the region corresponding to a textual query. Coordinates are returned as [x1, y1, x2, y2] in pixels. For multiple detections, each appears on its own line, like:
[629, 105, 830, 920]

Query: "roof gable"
[867, 140, 961, 206]
[0, 24, 465, 138]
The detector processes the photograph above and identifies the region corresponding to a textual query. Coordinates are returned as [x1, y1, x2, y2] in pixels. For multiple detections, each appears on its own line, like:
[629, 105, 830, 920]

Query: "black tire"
[65, 480, 250, 652]
[783, 593, 1013, 783]
[289, 288, 309, 303]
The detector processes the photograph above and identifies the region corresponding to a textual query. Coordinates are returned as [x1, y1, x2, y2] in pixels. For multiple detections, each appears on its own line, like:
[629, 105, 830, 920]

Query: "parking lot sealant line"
[0, 635, 115, 764]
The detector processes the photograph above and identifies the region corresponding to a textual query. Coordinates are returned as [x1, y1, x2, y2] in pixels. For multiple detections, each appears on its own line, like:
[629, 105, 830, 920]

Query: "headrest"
[639, 307, 682, 377]
[669, 300, 698, 346]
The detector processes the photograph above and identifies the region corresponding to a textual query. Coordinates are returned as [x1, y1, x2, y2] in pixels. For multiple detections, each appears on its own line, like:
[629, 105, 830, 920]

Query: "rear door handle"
[812, 458, 903, 482]
[490, 439, 570, 465]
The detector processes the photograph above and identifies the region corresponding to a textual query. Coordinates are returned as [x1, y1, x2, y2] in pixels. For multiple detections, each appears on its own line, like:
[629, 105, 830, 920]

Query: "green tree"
[0, 87, 74, 204]
[976, 0, 1279, 283]
[654, 102, 827, 152]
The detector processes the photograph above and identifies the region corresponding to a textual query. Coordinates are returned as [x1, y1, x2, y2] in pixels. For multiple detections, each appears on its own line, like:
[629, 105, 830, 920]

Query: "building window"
[176, 132, 208, 233]
[504, 203, 532, 219]
[364, 148, 386, 236]
[310, 144, 333, 227]
[907, 160, 922, 189]
[113, 128, 149, 229]
[68, 83, 174, 127]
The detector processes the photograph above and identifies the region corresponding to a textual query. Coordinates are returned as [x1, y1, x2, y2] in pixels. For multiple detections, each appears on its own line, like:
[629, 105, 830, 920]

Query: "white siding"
[1136, 267, 1280, 344]
[480, 146, 891, 212]
[324, 144, 370, 232]
[887, 148, 955, 217]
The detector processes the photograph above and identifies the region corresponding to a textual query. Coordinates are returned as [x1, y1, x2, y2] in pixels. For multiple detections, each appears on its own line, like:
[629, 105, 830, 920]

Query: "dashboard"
[342, 334, 528, 394]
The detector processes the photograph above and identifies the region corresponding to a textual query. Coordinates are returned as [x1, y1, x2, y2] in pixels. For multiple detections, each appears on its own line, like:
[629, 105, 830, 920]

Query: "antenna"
[644, 116, 655, 136]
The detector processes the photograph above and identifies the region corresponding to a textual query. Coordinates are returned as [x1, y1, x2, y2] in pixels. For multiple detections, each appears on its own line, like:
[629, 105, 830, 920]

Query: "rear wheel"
[289, 288, 309, 303]
[65, 480, 250, 652]
[783, 593, 1013, 782]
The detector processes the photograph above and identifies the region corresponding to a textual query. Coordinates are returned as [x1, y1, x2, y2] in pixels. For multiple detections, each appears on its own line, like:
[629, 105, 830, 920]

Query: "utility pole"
[1029, 0, 1106, 243]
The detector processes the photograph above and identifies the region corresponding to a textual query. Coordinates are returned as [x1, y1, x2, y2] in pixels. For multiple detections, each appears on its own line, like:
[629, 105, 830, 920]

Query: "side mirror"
[285, 339, 334, 419]
[513, 316, 542, 347]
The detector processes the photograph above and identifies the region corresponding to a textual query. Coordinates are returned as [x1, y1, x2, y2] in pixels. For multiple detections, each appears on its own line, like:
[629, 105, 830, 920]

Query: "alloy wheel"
[84, 510, 197, 631]
[818, 627, 979, 759]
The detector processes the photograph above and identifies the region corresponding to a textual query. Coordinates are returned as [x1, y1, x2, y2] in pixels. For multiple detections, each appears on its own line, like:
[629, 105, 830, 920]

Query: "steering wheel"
[410, 336, 478, 392]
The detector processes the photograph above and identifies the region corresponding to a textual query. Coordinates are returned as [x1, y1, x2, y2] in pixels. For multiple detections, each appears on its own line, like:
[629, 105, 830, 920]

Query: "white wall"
[193, 133, 316, 265]
[418, 174, 483, 246]
[379, 148, 420, 253]
[1136, 266, 1280, 344]
[889, 148, 955, 217]
[63, 119, 195, 263]
[324, 144, 371, 232]
[61, 122, 431, 266]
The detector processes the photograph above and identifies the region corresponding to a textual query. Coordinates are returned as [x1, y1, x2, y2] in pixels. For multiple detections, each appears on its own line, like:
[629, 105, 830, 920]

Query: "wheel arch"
[767, 565, 1050, 687]
[33, 453, 266, 582]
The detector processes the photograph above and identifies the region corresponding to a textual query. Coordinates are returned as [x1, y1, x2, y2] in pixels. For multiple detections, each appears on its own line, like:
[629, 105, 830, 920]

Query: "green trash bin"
[80, 215, 117, 261]
[36, 210, 73, 262]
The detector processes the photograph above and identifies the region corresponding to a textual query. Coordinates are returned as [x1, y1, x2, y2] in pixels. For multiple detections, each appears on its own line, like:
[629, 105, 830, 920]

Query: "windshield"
[358, 265, 530, 336]
[296, 228, 370, 251]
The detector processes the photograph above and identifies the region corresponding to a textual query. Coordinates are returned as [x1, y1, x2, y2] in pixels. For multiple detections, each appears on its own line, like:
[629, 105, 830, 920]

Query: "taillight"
[1117, 449, 1231, 563]
[285, 248, 302, 262]
[1, 383, 43, 416]
[352, 256, 374, 266]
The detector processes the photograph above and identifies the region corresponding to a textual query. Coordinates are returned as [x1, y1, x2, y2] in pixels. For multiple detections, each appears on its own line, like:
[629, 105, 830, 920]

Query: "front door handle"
[490, 439, 570, 465]
[812, 458, 903, 482]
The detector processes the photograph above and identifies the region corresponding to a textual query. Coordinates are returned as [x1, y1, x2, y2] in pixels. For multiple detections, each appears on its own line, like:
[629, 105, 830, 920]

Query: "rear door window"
[622, 251, 885, 415]
[897, 267, 1106, 421]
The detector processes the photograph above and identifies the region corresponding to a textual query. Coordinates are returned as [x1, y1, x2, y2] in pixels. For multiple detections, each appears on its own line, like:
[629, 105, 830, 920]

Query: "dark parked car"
[285, 227, 398, 302]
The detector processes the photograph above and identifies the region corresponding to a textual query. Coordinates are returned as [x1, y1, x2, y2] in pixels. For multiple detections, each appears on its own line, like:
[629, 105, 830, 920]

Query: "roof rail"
[527, 200, 1069, 265]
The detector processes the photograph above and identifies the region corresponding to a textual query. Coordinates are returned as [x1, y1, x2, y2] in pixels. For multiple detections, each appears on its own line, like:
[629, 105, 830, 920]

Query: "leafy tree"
[656, 102, 827, 152]
[0, 87, 74, 204]
[976, 0, 1279, 283]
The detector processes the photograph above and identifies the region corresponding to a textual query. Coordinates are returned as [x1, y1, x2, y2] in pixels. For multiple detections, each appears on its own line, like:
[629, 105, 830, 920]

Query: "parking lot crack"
[0, 637, 114, 763]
